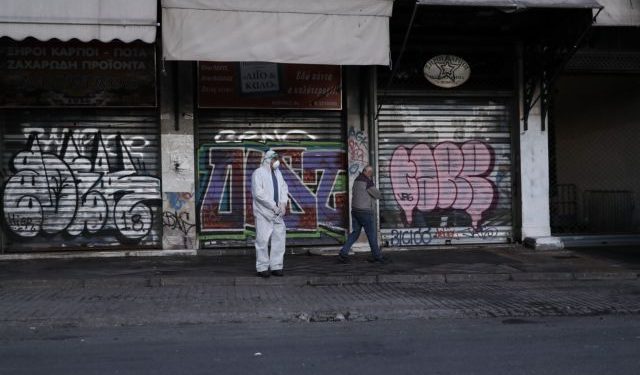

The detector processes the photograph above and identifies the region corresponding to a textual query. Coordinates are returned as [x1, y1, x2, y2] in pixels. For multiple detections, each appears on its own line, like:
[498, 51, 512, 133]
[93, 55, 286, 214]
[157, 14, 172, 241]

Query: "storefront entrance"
[195, 62, 349, 249]
[377, 96, 515, 246]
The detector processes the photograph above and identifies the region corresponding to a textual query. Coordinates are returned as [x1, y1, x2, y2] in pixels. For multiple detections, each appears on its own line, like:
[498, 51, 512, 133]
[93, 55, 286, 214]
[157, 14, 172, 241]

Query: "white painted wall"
[520, 89, 552, 240]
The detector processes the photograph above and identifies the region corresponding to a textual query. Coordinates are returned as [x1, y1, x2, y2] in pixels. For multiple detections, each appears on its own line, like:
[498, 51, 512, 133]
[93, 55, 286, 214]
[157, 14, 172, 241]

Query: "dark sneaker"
[337, 254, 350, 264]
[367, 256, 391, 264]
[271, 269, 284, 277]
[256, 270, 271, 278]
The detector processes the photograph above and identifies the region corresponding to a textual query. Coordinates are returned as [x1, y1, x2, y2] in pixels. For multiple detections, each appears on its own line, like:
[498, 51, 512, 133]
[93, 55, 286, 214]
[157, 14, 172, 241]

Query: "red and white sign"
[198, 62, 342, 110]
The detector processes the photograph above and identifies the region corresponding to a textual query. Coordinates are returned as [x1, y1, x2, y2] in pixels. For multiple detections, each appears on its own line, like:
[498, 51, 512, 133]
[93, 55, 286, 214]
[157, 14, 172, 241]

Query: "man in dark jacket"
[338, 165, 389, 264]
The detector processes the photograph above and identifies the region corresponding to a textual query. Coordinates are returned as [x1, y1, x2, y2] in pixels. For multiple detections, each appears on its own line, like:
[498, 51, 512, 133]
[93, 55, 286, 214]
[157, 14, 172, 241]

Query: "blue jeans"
[340, 210, 381, 259]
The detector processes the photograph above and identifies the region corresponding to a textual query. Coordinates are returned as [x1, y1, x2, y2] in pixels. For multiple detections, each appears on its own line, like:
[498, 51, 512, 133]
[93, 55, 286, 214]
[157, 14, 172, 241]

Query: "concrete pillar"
[519, 86, 563, 250]
[346, 67, 370, 190]
[160, 62, 197, 250]
[344, 66, 372, 251]
[344, 67, 374, 250]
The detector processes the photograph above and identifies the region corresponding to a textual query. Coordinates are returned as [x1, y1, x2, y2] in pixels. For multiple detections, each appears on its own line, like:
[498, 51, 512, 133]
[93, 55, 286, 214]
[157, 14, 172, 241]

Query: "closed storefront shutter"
[197, 109, 348, 248]
[1, 109, 162, 252]
[377, 97, 514, 246]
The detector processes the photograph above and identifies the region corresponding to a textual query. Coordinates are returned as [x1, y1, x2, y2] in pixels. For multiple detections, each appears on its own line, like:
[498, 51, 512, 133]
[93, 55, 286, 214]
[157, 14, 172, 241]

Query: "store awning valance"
[0, 0, 158, 43]
[161, 0, 394, 65]
[594, 0, 640, 26]
[417, 0, 602, 9]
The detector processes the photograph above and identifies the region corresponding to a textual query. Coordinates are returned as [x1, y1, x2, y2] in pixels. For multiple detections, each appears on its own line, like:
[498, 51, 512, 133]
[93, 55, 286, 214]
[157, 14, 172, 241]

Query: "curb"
[573, 271, 639, 281]
[1, 271, 638, 289]
[510, 272, 574, 281]
[445, 273, 511, 283]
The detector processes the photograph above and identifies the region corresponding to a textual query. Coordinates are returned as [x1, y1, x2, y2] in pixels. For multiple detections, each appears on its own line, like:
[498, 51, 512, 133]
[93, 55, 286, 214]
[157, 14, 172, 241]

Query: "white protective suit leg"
[269, 216, 286, 270]
[255, 214, 274, 272]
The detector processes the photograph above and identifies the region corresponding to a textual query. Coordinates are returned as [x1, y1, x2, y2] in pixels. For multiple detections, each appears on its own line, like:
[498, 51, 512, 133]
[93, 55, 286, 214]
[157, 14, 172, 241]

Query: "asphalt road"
[1, 315, 639, 375]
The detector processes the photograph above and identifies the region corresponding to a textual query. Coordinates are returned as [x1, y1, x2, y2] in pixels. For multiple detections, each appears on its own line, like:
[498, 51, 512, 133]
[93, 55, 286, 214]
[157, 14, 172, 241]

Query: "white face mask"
[272, 160, 280, 170]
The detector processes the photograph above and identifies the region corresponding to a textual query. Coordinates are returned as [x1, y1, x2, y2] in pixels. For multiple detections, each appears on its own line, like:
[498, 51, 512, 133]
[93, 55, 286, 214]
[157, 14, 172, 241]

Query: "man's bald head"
[363, 165, 373, 178]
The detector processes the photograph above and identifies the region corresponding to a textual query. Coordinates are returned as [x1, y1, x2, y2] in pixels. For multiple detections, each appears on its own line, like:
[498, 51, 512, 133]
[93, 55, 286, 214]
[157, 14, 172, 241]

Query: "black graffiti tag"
[162, 211, 195, 236]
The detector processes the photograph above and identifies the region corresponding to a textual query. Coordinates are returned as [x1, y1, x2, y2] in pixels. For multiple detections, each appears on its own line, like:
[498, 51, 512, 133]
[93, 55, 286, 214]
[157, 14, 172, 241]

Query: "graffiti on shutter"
[198, 142, 348, 246]
[2, 124, 161, 249]
[378, 99, 514, 246]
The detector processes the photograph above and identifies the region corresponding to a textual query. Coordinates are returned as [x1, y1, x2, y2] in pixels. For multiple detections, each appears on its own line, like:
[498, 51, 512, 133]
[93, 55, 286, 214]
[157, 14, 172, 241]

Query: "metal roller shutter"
[1, 109, 161, 252]
[197, 109, 348, 248]
[377, 97, 514, 247]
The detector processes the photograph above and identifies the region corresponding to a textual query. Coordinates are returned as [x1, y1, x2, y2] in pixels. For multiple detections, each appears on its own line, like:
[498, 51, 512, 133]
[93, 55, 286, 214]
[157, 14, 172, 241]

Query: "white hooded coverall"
[251, 151, 289, 272]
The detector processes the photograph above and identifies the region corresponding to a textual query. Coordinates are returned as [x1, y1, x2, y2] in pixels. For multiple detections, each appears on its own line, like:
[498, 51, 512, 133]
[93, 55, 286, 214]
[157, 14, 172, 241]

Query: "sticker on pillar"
[423, 55, 471, 88]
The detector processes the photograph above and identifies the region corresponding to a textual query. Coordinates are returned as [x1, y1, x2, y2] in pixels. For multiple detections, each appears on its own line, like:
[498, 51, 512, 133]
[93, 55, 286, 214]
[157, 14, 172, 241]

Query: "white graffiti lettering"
[213, 129, 317, 144]
[388, 227, 433, 247]
[2, 130, 160, 242]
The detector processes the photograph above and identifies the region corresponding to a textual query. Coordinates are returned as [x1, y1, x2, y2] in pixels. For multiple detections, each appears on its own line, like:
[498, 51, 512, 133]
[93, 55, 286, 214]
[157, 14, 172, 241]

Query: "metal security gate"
[0, 109, 162, 252]
[550, 74, 640, 236]
[197, 109, 348, 248]
[377, 97, 514, 247]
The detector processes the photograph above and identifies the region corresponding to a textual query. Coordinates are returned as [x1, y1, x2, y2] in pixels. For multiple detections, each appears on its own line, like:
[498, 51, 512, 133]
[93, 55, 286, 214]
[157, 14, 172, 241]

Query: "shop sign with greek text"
[198, 62, 342, 110]
[0, 40, 156, 107]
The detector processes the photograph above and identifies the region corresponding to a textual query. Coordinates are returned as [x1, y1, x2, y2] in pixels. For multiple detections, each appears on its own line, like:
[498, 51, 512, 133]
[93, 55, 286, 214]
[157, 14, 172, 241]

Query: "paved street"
[1, 248, 640, 374]
[1, 316, 639, 375]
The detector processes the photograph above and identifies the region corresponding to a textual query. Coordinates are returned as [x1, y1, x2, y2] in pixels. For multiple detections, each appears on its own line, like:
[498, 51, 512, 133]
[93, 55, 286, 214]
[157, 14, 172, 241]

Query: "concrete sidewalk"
[1, 245, 639, 289]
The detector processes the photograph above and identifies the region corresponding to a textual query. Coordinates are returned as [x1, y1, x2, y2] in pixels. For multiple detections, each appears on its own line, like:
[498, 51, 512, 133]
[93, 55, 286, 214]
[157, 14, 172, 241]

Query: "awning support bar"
[376, 0, 419, 121]
[522, 9, 600, 130]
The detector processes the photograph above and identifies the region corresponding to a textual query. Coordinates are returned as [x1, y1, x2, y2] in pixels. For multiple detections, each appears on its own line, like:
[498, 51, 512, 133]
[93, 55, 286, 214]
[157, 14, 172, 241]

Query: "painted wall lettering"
[213, 129, 317, 144]
[386, 225, 501, 247]
[347, 127, 368, 177]
[389, 141, 496, 228]
[2, 130, 160, 242]
[162, 192, 196, 249]
[198, 143, 347, 243]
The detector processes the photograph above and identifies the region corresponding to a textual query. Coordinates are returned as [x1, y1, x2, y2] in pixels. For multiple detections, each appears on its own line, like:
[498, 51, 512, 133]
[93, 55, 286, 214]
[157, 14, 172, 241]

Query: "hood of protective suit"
[262, 150, 278, 167]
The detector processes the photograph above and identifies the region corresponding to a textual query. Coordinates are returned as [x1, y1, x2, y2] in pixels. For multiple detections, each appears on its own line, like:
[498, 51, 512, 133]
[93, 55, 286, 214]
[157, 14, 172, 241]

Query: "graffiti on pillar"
[348, 127, 368, 176]
[1, 130, 161, 243]
[389, 140, 496, 228]
[162, 192, 195, 249]
[198, 142, 348, 245]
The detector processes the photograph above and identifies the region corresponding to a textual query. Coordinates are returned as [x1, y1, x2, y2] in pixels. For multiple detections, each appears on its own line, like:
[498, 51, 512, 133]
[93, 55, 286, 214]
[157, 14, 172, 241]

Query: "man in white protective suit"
[251, 150, 289, 278]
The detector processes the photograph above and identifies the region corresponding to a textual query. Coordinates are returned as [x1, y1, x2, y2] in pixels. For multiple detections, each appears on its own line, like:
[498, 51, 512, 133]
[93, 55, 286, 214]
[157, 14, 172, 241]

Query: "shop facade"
[1, 0, 624, 254]
[0, 1, 161, 252]
[195, 62, 349, 248]
[373, 0, 602, 249]
[549, 2, 640, 246]
[376, 42, 517, 247]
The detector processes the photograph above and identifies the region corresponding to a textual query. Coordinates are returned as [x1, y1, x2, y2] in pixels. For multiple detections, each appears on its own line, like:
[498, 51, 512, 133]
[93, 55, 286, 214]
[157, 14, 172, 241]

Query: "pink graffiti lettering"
[390, 141, 495, 227]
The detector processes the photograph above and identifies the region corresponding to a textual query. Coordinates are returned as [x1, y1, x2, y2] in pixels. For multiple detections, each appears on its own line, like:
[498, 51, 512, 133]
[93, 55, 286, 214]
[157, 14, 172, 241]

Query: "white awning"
[417, 0, 602, 9]
[0, 0, 158, 43]
[594, 0, 640, 26]
[161, 0, 394, 65]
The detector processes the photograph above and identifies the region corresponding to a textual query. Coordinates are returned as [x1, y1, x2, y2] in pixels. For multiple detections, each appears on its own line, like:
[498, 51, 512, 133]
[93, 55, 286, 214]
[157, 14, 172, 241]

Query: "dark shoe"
[367, 256, 391, 264]
[271, 269, 284, 277]
[337, 254, 350, 264]
[256, 270, 271, 278]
